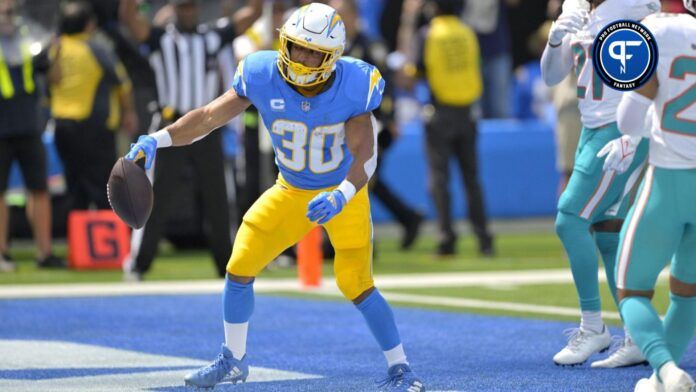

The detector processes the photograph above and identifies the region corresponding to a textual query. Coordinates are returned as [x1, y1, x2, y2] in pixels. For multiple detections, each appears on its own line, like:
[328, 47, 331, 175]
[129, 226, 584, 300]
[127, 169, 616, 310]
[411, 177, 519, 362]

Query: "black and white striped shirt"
[143, 19, 237, 115]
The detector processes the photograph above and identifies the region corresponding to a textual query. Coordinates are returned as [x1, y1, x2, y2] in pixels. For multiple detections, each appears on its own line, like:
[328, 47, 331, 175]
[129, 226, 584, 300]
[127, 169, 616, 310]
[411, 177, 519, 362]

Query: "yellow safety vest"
[0, 25, 35, 99]
[424, 16, 482, 106]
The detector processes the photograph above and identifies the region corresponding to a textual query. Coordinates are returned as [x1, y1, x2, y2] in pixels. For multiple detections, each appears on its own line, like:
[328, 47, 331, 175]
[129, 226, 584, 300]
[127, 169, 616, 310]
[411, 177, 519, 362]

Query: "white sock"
[384, 343, 408, 367]
[659, 361, 679, 383]
[580, 311, 603, 333]
[224, 321, 248, 360]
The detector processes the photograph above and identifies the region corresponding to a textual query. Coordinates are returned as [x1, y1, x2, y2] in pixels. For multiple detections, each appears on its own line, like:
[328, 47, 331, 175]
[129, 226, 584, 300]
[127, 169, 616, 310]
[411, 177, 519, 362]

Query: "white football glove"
[548, 8, 588, 46]
[596, 135, 642, 173]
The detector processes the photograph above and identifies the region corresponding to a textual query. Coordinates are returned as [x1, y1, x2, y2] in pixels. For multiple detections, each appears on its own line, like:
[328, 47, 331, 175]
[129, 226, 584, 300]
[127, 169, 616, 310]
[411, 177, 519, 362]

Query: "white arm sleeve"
[617, 92, 653, 137]
[152, 129, 173, 148]
[540, 36, 574, 87]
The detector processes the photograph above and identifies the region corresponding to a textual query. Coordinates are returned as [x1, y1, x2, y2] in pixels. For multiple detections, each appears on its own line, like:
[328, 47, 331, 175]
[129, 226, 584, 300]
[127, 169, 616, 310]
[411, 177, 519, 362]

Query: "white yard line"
[380, 292, 621, 320]
[0, 268, 669, 319]
[0, 268, 669, 299]
[281, 286, 623, 320]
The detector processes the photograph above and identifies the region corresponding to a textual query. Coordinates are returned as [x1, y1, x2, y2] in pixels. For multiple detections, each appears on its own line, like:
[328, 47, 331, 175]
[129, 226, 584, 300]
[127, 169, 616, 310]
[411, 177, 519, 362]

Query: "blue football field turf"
[0, 294, 694, 391]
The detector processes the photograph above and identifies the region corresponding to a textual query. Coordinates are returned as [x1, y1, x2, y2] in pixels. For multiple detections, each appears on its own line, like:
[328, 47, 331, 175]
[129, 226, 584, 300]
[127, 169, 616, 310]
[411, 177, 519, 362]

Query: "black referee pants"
[424, 104, 492, 249]
[54, 119, 115, 210]
[132, 129, 231, 277]
[371, 130, 420, 227]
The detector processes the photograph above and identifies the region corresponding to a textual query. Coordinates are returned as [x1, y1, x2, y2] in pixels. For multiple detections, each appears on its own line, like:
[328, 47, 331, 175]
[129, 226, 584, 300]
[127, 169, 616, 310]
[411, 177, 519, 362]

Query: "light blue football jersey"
[232, 50, 384, 189]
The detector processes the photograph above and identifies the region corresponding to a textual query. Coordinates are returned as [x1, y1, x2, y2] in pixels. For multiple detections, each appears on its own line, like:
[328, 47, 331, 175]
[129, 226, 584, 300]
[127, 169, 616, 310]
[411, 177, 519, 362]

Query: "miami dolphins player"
[540, 0, 659, 367]
[608, 2, 696, 391]
[124, 3, 424, 391]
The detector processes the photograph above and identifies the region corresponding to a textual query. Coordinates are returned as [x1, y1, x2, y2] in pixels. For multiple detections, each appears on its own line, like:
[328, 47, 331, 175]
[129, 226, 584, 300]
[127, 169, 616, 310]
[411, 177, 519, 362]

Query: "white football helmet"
[277, 3, 346, 87]
[685, 0, 695, 14]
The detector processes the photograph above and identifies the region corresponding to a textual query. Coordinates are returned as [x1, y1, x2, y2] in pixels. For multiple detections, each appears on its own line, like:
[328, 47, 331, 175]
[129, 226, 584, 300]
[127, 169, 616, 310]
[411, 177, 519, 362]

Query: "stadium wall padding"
[371, 119, 560, 222]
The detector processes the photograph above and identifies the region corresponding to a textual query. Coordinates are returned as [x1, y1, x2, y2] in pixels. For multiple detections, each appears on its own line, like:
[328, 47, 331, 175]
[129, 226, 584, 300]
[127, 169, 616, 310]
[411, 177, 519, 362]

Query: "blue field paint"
[0, 295, 693, 391]
[0, 366, 195, 380]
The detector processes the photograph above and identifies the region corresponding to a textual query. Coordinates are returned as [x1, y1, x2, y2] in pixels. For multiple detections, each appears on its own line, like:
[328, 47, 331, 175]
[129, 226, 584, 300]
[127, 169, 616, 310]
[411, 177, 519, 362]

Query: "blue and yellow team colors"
[227, 51, 384, 300]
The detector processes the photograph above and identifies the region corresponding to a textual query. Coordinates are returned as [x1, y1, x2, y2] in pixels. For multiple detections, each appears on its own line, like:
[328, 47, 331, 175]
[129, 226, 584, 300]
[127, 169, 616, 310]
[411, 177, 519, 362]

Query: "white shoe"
[0, 254, 15, 272]
[553, 326, 611, 366]
[123, 269, 142, 282]
[662, 367, 695, 392]
[591, 336, 648, 368]
[635, 373, 665, 392]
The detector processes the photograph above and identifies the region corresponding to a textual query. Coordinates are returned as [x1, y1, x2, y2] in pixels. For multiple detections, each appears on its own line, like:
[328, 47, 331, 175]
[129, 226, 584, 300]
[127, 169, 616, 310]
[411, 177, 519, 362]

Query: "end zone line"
[0, 268, 669, 299]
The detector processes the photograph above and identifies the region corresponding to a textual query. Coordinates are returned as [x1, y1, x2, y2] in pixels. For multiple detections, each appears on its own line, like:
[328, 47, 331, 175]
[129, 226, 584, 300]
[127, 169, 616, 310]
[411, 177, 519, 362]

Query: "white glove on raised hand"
[596, 135, 642, 173]
[548, 8, 588, 46]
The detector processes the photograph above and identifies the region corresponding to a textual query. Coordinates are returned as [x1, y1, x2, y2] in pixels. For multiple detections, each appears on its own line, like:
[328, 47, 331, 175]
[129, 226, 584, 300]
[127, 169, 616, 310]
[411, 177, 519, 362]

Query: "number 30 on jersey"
[271, 119, 345, 174]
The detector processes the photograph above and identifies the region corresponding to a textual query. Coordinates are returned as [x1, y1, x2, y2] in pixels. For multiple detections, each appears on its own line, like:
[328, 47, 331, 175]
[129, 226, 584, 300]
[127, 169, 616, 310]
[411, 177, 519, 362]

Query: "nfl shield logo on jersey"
[301, 101, 311, 112]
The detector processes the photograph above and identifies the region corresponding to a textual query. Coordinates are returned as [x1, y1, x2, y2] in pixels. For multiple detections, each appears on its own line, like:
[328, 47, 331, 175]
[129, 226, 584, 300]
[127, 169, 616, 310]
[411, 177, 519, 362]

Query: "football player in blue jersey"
[124, 3, 424, 391]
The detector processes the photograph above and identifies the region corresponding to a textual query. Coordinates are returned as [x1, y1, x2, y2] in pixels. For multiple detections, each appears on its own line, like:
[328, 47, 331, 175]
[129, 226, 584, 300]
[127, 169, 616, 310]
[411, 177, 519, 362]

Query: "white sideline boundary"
[0, 268, 669, 319]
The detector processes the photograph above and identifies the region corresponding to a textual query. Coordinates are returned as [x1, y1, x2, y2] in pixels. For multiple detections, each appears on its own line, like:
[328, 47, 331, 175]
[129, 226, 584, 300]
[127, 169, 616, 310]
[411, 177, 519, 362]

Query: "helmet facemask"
[277, 27, 343, 87]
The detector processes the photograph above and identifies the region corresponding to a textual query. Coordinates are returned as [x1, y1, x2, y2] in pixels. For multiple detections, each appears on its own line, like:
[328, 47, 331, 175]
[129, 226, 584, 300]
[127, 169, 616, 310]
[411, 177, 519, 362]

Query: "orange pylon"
[297, 226, 323, 287]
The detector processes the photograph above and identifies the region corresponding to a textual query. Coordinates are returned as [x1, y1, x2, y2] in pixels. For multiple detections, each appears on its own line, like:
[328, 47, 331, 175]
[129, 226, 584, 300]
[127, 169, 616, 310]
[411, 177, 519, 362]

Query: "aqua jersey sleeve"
[341, 57, 385, 116]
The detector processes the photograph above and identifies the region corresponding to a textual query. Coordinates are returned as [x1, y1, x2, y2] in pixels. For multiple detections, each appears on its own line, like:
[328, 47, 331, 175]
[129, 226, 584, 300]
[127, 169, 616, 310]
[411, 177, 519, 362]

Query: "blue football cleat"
[184, 344, 249, 388]
[377, 363, 425, 391]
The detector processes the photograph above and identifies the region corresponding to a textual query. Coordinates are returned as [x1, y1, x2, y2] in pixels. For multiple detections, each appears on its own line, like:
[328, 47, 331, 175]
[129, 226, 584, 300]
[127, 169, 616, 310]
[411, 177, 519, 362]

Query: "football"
[107, 157, 153, 229]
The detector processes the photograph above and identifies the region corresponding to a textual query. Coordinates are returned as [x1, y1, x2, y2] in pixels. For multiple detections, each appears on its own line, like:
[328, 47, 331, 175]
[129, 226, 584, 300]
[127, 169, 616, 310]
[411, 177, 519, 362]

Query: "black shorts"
[0, 134, 47, 192]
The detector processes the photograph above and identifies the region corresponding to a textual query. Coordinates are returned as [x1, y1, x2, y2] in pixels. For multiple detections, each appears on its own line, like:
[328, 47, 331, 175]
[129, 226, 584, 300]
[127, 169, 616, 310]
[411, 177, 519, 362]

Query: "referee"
[119, 0, 261, 280]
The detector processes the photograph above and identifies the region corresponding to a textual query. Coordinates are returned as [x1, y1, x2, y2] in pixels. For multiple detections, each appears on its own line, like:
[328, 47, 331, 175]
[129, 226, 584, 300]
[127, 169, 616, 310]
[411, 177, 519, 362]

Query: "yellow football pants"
[226, 176, 374, 301]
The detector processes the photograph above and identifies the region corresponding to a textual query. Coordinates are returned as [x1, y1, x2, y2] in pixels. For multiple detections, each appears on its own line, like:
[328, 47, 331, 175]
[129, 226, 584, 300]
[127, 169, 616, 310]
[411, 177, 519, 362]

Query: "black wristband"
[548, 40, 562, 48]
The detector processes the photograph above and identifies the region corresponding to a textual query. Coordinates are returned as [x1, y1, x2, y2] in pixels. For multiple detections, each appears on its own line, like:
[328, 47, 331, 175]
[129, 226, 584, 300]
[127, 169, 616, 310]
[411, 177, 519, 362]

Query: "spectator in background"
[233, 0, 288, 55]
[542, 1, 580, 195]
[461, 0, 512, 118]
[0, 0, 65, 270]
[66, 1, 159, 159]
[231, 0, 288, 226]
[332, 0, 423, 249]
[510, 22, 551, 121]
[50, 1, 137, 212]
[411, 0, 493, 257]
[379, 0, 404, 53]
[119, 0, 261, 281]
[551, 71, 581, 194]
